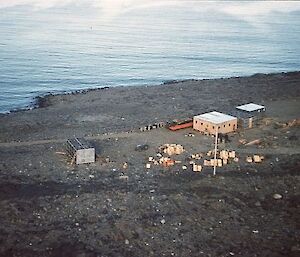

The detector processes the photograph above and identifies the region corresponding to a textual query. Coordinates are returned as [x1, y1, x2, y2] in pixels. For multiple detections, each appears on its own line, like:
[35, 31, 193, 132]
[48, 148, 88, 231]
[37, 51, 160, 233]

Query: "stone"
[119, 175, 129, 181]
[273, 193, 282, 200]
[254, 201, 261, 207]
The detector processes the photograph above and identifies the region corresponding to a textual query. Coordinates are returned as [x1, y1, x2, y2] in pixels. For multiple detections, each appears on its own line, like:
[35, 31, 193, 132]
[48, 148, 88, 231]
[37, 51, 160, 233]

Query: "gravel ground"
[0, 72, 299, 257]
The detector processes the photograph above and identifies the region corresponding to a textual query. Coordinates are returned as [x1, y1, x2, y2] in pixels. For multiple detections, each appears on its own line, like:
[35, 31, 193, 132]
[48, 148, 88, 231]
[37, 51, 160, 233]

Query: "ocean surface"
[0, 3, 300, 113]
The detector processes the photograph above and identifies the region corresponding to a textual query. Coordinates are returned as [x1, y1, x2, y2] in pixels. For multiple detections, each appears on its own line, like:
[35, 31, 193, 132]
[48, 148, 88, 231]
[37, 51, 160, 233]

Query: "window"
[229, 123, 231, 126]
[212, 126, 215, 129]
[201, 122, 203, 126]
[195, 120, 198, 124]
[223, 125, 226, 128]
[218, 126, 220, 129]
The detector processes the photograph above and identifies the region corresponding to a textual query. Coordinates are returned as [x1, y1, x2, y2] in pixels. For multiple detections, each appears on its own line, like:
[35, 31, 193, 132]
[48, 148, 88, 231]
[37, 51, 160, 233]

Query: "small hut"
[66, 138, 95, 165]
[235, 103, 266, 129]
[193, 111, 237, 135]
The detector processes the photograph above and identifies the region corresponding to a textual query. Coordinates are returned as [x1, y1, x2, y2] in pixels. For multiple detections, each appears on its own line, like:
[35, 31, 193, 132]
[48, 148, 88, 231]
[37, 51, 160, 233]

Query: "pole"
[213, 126, 218, 176]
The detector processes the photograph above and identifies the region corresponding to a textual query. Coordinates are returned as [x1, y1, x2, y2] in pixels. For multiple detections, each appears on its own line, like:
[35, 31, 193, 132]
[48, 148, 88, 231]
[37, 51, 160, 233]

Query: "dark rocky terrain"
[0, 72, 299, 257]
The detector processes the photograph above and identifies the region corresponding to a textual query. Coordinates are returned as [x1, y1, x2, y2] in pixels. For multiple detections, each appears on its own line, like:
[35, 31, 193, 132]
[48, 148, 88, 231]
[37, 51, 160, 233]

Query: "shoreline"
[26, 71, 300, 111]
[1, 70, 299, 144]
[1, 70, 299, 116]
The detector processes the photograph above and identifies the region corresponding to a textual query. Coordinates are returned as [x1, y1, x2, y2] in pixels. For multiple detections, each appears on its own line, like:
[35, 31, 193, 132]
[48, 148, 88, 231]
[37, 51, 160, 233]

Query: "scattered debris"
[228, 151, 236, 158]
[203, 160, 211, 166]
[162, 159, 175, 167]
[122, 162, 128, 169]
[203, 149, 238, 167]
[210, 159, 217, 166]
[159, 144, 184, 156]
[276, 119, 300, 129]
[261, 117, 274, 126]
[246, 156, 253, 163]
[253, 155, 264, 163]
[219, 150, 229, 160]
[119, 175, 129, 181]
[139, 122, 165, 132]
[135, 144, 149, 151]
[218, 159, 222, 167]
[191, 153, 203, 160]
[245, 139, 261, 146]
[55, 151, 66, 155]
[233, 157, 239, 162]
[185, 133, 195, 137]
[193, 164, 202, 172]
[239, 139, 247, 145]
[146, 163, 151, 169]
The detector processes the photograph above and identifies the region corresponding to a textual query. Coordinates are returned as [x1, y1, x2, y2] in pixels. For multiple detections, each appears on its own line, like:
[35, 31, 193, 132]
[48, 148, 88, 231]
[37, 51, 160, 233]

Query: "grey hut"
[235, 103, 266, 129]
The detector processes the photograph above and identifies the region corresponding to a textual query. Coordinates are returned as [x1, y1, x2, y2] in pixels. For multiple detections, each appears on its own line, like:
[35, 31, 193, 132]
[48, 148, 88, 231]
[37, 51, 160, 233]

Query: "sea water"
[0, 3, 300, 113]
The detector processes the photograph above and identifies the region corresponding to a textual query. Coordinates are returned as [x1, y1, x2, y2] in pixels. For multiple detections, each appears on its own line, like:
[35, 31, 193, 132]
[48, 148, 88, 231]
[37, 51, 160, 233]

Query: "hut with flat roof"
[235, 103, 266, 129]
[193, 111, 237, 135]
[236, 103, 265, 114]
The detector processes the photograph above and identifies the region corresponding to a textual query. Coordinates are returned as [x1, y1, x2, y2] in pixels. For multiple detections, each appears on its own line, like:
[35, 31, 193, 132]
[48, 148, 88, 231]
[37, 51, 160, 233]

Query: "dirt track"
[0, 72, 299, 257]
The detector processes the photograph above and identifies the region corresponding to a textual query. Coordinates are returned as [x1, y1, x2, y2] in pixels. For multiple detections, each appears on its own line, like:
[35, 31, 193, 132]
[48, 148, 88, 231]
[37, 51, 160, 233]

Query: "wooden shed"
[193, 111, 237, 135]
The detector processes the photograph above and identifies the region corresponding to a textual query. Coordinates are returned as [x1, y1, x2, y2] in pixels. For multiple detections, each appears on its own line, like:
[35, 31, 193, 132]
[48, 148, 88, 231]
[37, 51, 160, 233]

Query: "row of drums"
[139, 122, 165, 132]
